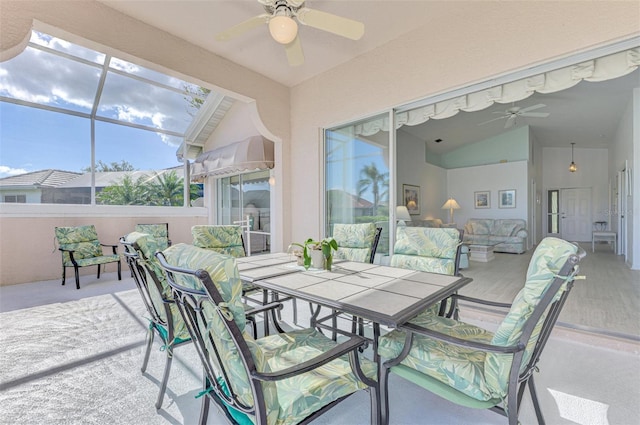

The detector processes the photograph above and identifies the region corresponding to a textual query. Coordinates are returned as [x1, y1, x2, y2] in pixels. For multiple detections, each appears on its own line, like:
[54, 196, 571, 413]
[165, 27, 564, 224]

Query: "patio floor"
[1, 272, 639, 424]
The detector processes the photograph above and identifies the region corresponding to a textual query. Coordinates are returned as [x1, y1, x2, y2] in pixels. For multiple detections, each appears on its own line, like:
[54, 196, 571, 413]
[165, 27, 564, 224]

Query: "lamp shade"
[441, 199, 461, 210]
[269, 15, 298, 44]
[396, 205, 412, 225]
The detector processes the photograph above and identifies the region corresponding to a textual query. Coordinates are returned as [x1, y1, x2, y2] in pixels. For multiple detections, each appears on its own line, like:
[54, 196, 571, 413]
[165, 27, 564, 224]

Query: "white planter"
[309, 250, 324, 269]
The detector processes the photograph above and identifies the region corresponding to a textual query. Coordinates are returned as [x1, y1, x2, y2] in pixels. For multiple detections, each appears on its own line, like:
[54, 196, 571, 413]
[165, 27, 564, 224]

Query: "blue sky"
[0, 30, 200, 178]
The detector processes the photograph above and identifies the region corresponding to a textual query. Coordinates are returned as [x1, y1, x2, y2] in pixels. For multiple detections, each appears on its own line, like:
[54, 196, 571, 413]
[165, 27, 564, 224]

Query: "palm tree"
[357, 163, 388, 215]
[148, 170, 200, 206]
[96, 174, 149, 205]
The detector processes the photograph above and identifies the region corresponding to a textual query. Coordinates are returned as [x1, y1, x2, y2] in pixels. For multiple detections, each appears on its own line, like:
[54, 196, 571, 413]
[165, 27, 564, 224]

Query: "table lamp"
[396, 205, 412, 226]
[441, 198, 460, 224]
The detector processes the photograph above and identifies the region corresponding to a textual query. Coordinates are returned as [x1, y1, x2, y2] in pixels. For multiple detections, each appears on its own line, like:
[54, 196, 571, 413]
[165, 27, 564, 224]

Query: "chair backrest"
[192, 225, 246, 258]
[121, 232, 190, 341]
[484, 237, 582, 398]
[55, 225, 103, 263]
[390, 226, 462, 275]
[156, 243, 277, 423]
[135, 223, 170, 250]
[332, 223, 382, 264]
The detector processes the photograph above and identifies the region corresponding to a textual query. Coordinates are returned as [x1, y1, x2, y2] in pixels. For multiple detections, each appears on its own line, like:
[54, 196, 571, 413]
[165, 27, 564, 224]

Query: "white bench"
[592, 231, 616, 253]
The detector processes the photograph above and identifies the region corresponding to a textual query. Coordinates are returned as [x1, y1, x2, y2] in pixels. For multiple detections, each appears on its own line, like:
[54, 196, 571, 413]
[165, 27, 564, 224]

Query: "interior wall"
[289, 1, 640, 245]
[446, 161, 529, 229]
[396, 133, 448, 222]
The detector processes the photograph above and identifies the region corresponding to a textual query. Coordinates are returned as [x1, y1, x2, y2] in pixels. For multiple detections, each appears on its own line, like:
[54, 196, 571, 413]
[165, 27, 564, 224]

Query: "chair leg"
[74, 266, 81, 290]
[199, 375, 211, 425]
[379, 362, 391, 425]
[61, 266, 66, 286]
[141, 326, 155, 373]
[97, 264, 101, 279]
[117, 260, 122, 280]
[155, 349, 173, 409]
[528, 376, 546, 425]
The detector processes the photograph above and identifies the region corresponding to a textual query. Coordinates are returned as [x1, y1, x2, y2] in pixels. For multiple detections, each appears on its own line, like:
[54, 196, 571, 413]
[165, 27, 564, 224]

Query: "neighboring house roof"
[0, 169, 82, 188]
[327, 189, 375, 209]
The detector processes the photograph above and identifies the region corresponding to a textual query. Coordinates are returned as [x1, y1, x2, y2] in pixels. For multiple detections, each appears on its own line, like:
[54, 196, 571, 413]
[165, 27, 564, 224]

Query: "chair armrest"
[453, 294, 512, 309]
[58, 247, 78, 265]
[252, 335, 367, 382]
[100, 243, 119, 255]
[244, 302, 283, 317]
[515, 229, 528, 238]
[398, 321, 524, 354]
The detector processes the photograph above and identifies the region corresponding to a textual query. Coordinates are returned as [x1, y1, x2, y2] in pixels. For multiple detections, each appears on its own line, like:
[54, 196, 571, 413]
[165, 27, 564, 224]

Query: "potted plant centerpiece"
[288, 237, 338, 270]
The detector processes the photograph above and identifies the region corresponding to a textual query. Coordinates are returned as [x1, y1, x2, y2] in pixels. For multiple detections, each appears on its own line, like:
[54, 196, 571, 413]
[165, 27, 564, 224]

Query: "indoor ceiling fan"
[478, 104, 550, 129]
[215, 0, 365, 67]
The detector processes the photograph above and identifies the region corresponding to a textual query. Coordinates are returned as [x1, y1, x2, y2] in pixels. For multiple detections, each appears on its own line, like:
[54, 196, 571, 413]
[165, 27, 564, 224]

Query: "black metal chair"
[54, 225, 121, 289]
[377, 237, 585, 425]
[120, 232, 192, 409]
[156, 243, 380, 425]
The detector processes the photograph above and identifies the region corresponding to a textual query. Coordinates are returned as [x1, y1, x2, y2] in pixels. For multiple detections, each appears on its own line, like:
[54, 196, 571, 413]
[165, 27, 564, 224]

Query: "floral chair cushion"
[332, 222, 378, 263]
[192, 225, 246, 258]
[123, 232, 190, 341]
[55, 225, 119, 266]
[162, 243, 376, 425]
[378, 237, 578, 402]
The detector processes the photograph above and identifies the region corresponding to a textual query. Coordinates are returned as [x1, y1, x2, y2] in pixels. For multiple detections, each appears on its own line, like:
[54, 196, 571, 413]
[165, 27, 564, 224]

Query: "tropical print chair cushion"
[123, 232, 190, 341]
[332, 223, 377, 263]
[135, 224, 170, 250]
[192, 225, 246, 258]
[162, 243, 376, 425]
[55, 225, 119, 266]
[378, 313, 499, 401]
[378, 237, 578, 402]
[390, 227, 460, 276]
[484, 237, 577, 395]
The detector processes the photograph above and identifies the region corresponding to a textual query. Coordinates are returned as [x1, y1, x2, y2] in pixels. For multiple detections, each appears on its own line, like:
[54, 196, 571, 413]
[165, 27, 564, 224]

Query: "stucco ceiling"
[98, 0, 639, 151]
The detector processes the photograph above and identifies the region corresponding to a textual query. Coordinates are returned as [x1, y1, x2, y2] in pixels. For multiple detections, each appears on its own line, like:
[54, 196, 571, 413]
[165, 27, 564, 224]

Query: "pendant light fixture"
[569, 142, 577, 172]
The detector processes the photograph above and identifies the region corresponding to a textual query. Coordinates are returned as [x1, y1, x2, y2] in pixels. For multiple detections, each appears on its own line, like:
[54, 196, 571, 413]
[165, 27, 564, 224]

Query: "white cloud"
[0, 165, 29, 178]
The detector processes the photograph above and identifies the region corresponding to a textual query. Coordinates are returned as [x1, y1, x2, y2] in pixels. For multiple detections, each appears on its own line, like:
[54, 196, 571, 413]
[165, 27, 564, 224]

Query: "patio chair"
[155, 243, 380, 425]
[54, 225, 121, 290]
[120, 231, 192, 409]
[135, 223, 171, 250]
[378, 237, 585, 425]
[332, 222, 382, 264]
[390, 226, 464, 316]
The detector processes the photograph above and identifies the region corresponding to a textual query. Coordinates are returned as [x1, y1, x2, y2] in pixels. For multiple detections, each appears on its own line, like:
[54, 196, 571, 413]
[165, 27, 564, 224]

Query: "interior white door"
[560, 188, 592, 242]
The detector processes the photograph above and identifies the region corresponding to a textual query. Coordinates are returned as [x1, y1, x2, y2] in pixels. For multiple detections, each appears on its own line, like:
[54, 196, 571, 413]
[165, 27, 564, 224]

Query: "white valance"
[191, 135, 274, 180]
[356, 47, 640, 136]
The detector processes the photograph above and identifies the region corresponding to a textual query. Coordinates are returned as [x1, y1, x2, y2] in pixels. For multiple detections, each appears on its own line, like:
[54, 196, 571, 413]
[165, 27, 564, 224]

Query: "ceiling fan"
[478, 104, 550, 129]
[215, 0, 365, 67]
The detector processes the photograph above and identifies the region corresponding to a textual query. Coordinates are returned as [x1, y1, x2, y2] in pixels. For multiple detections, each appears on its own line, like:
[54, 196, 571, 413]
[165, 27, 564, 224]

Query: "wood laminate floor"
[459, 242, 640, 340]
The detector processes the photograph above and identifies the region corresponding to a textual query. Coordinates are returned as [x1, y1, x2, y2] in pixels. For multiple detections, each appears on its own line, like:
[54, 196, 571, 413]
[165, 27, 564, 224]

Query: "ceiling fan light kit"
[269, 15, 298, 44]
[216, 0, 365, 66]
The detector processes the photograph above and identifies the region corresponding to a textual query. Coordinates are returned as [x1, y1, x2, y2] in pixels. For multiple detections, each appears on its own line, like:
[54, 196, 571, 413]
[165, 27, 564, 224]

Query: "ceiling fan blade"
[519, 103, 546, 113]
[296, 7, 365, 40]
[478, 116, 507, 125]
[215, 14, 270, 41]
[285, 36, 304, 66]
[504, 115, 517, 129]
[521, 112, 550, 118]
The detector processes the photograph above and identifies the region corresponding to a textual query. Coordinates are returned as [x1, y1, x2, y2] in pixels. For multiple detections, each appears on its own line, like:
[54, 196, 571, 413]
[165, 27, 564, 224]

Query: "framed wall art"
[498, 189, 516, 208]
[402, 184, 420, 215]
[474, 191, 490, 209]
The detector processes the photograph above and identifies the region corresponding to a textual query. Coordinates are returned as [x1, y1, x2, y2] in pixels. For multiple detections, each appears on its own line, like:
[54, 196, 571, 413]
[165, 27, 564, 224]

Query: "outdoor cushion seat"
[390, 227, 463, 316]
[55, 225, 121, 289]
[192, 224, 246, 258]
[135, 223, 171, 250]
[378, 237, 584, 425]
[332, 222, 382, 264]
[156, 243, 380, 425]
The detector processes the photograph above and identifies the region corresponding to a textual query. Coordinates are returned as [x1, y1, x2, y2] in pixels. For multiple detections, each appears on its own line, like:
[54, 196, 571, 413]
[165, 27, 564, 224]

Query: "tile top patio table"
[253, 261, 472, 329]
